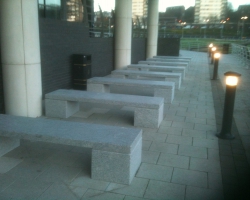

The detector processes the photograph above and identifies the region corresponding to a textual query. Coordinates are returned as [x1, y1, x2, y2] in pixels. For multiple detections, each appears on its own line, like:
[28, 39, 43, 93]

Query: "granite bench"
[87, 77, 175, 103]
[147, 58, 190, 66]
[110, 69, 182, 89]
[138, 60, 189, 69]
[45, 89, 164, 128]
[127, 64, 186, 79]
[0, 114, 142, 184]
[153, 56, 192, 61]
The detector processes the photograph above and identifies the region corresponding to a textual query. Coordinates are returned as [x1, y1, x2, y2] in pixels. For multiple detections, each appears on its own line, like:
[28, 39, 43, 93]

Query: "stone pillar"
[0, 0, 42, 117]
[114, 0, 132, 69]
[147, 0, 159, 59]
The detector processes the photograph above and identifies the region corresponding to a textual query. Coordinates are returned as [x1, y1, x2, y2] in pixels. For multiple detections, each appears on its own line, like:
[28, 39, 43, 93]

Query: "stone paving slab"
[144, 180, 186, 200]
[157, 153, 190, 169]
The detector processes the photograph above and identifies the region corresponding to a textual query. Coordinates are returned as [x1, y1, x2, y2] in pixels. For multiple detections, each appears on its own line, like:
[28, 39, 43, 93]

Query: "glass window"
[46, 0, 61, 19]
[38, 0, 61, 19]
[38, 0, 45, 17]
[66, 0, 84, 22]
[38, 0, 84, 22]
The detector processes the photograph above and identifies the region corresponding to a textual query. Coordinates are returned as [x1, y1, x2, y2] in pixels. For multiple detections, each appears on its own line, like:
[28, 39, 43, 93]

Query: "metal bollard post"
[211, 47, 217, 64]
[212, 52, 221, 80]
[216, 71, 241, 139]
[208, 43, 213, 57]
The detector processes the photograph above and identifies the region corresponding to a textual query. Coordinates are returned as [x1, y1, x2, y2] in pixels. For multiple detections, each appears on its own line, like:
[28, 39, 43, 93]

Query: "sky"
[157, 0, 250, 11]
[94, 0, 250, 12]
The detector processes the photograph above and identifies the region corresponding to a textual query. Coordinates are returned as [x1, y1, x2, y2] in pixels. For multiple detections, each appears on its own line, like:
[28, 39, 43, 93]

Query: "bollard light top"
[214, 52, 221, 59]
[225, 71, 241, 86]
[224, 71, 241, 77]
[209, 43, 213, 48]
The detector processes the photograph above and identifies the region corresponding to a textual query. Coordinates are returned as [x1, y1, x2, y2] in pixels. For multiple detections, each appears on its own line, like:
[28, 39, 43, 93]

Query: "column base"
[216, 133, 235, 140]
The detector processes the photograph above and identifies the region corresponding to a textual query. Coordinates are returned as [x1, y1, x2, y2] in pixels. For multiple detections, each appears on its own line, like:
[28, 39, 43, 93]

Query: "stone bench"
[153, 56, 192, 61]
[0, 114, 142, 185]
[110, 69, 182, 89]
[45, 89, 164, 128]
[87, 77, 175, 103]
[138, 60, 189, 69]
[127, 64, 186, 80]
[147, 58, 190, 66]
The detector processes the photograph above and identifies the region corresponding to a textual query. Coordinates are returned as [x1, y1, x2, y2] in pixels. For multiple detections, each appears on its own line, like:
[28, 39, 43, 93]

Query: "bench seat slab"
[45, 90, 164, 128]
[110, 74, 181, 90]
[139, 60, 188, 68]
[0, 114, 142, 185]
[87, 78, 175, 104]
[88, 83, 173, 103]
[127, 64, 186, 79]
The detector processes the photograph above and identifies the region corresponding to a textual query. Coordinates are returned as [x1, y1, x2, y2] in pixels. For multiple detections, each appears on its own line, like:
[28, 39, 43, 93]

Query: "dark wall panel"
[157, 38, 180, 56]
[131, 38, 146, 64]
[39, 19, 114, 96]
[0, 46, 4, 114]
[88, 38, 114, 76]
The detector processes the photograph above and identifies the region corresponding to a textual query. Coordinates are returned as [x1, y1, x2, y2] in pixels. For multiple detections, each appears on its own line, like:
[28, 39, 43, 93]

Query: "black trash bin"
[71, 54, 91, 90]
[222, 44, 230, 54]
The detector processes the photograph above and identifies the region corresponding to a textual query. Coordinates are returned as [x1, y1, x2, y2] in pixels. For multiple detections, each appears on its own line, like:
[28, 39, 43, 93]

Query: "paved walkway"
[0, 50, 249, 200]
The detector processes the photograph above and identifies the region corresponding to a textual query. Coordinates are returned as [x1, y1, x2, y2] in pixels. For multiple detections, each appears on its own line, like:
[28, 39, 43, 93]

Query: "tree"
[183, 6, 194, 23]
[165, 6, 185, 22]
[225, 2, 238, 23]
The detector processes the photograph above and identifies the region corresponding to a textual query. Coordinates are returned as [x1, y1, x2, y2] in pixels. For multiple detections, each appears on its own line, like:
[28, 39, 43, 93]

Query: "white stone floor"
[0, 50, 249, 200]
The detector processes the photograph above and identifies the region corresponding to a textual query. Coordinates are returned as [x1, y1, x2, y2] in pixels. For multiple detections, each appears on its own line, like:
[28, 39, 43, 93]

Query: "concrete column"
[0, 0, 42, 117]
[114, 0, 132, 69]
[147, 0, 159, 58]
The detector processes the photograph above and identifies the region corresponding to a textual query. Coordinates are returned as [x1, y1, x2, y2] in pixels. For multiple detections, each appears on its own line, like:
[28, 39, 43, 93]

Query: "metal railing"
[231, 43, 250, 69]
[180, 41, 208, 52]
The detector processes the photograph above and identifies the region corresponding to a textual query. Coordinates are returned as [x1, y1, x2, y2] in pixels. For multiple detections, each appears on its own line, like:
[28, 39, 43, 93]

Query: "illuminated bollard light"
[208, 43, 213, 57]
[211, 47, 217, 64]
[211, 52, 221, 80]
[216, 71, 241, 139]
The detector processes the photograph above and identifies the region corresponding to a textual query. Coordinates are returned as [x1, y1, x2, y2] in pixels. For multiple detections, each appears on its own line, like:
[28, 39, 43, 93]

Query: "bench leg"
[181, 71, 185, 79]
[45, 99, 79, 118]
[134, 104, 164, 128]
[154, 88, 175, 103]
[177, 77, 182, 89]
[87, 83, 110, 93]
[0, 136, 20, 157]
[165, 78, 181, 90]
[91, 137, 142, 185]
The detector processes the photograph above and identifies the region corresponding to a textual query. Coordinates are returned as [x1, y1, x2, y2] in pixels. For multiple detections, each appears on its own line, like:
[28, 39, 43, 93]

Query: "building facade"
[132, 0, 148, 28]
[194, 0, 227, 23]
